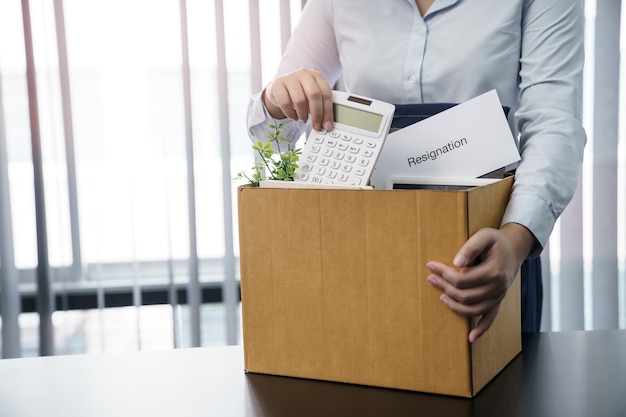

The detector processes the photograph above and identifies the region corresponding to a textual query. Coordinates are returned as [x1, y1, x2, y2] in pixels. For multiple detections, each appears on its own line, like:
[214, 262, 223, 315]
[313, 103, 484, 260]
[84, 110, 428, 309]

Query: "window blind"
[0, 0, 623, 358]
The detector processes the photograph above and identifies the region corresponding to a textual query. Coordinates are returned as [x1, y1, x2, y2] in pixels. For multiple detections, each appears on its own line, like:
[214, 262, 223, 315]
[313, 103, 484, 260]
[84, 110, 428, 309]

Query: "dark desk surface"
[0, 330, 624, 417]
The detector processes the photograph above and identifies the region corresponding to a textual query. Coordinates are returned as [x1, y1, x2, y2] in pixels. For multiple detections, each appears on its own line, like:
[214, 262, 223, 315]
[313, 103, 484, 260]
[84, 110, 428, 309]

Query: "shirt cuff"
[247, 90, 305, 149]
[247, 91, 270, 138]
[501, 191, 557, 258]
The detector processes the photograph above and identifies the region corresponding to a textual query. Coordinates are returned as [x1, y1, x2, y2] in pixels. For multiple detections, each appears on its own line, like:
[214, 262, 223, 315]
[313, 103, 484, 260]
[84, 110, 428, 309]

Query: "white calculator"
[294, 90, 395, 187]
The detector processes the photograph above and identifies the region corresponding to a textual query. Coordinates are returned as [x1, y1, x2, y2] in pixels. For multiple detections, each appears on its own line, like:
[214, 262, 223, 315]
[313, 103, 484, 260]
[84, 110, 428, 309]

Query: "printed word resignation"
[407, 137, 469, 167]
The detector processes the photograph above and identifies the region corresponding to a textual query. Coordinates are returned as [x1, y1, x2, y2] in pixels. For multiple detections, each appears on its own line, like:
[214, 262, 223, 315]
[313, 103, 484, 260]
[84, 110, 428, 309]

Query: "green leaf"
[239, 121, 304, 183]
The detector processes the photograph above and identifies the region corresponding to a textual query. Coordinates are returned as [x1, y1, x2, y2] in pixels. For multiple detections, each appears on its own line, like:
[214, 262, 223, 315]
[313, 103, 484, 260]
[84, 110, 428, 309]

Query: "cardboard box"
[237, 176, 520, 397]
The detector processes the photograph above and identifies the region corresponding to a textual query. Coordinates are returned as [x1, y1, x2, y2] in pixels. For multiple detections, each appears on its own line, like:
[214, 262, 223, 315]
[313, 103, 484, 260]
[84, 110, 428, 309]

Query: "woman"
[247, 0, 585, 342]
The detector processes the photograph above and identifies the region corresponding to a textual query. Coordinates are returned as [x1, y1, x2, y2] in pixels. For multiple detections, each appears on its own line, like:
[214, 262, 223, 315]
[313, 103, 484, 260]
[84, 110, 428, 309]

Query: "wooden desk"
[1, 330, 625, 416]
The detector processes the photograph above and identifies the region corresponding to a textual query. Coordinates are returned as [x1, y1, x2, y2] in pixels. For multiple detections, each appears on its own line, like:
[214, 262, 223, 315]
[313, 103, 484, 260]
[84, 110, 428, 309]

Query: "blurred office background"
[0, 0, 624, 359]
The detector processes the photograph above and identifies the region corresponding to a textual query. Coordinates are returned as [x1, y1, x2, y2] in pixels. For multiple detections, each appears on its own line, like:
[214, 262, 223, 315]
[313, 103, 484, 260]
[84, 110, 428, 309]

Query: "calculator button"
[357, 159, 370, 167]
[355, 168, 366, 176]
[348, 146, 360, 154]
[311, 176, 322, 183]
[330, 161, 341, 170]
[333, 151, 345, 160]
[310, 145, 321, 153]
[319, 158, 330, 166]
[327, 171, 337, 179]
[315, 167, 326, 175]
[297, 172, 309, 181]
[322, 148, 333, 157]
[302, 163, 313, 172]
[362, 149, 373, 158]
[305, 154, 317, 163]
[341, 134, 352, 141]
[326, 139, 338, 148]
[346, 155, 356, 164]
[337, 143, 348, 151]
[349, 177, 362, 186]
[330, 131, 340, 138]
[313, 136, 324, 144]
[342, 164, 352, 173]
[353, 138, 363, 144]
[338, 173, 349, 182]
[366, 141, 376, 148]
[317, 129, 327, 135]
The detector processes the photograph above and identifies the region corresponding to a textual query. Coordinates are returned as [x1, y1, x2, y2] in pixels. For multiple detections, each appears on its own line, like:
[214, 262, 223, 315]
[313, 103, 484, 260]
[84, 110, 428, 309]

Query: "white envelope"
[370, 89, 520, 189]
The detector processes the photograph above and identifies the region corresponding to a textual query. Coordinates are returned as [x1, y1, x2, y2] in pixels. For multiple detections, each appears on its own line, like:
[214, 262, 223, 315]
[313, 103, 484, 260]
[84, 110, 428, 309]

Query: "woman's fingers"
[469, 305, 500, 343]
[264, 69, 333, 130]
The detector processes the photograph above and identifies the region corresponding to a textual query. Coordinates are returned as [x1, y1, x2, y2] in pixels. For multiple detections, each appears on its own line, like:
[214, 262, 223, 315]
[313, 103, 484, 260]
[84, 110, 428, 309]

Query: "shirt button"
[408, 75, 417, 84]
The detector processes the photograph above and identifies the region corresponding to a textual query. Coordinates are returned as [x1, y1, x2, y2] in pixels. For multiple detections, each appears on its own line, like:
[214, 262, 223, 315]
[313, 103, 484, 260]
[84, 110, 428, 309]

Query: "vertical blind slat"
[249, 0, 262, 93]
[619, 1, 626, 329]
[591, 0, 621, 330]
[214, 0, 238, 345]
[52, 0, 82, 284]
[559, 183, 585, 330]
[280, 0, 291, 52]
[179, 0, 202, 348]
[0, 74, 22, 358]
[21, 0, 55, 356]
[581, 0, 597, 331]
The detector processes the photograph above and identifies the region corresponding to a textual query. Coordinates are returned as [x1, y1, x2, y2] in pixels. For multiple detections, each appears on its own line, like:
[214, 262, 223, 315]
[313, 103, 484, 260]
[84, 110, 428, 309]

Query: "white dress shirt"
[247, 0, 586, 253]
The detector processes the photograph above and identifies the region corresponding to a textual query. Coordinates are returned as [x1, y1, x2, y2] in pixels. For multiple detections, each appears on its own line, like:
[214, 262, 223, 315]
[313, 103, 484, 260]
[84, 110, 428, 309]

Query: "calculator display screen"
[333, 103, 383, 133]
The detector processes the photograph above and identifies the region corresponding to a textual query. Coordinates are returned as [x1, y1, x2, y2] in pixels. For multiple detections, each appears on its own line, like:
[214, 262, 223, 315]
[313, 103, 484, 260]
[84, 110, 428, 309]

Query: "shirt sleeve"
[502, 0, 586, 255]
[246, 0, 343, 149]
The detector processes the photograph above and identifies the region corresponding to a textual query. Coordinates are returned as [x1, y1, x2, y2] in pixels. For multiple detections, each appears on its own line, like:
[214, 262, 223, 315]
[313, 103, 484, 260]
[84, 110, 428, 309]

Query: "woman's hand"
[426, 223, 536, 343]
[263, 68, 334, 132]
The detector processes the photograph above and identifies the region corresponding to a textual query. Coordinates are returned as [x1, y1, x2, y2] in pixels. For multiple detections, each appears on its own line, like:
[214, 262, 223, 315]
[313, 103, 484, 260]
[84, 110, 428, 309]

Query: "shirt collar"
[409, 0, 461, 18]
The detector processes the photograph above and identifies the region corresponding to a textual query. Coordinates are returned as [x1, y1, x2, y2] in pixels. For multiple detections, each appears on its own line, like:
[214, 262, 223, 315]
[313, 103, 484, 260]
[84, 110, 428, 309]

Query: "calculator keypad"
[295, 129, 381, 187]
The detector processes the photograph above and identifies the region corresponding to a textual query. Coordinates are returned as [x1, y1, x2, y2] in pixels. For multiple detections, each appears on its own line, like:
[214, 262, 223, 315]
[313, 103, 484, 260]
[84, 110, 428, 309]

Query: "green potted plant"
[235, 122, 301, 186]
